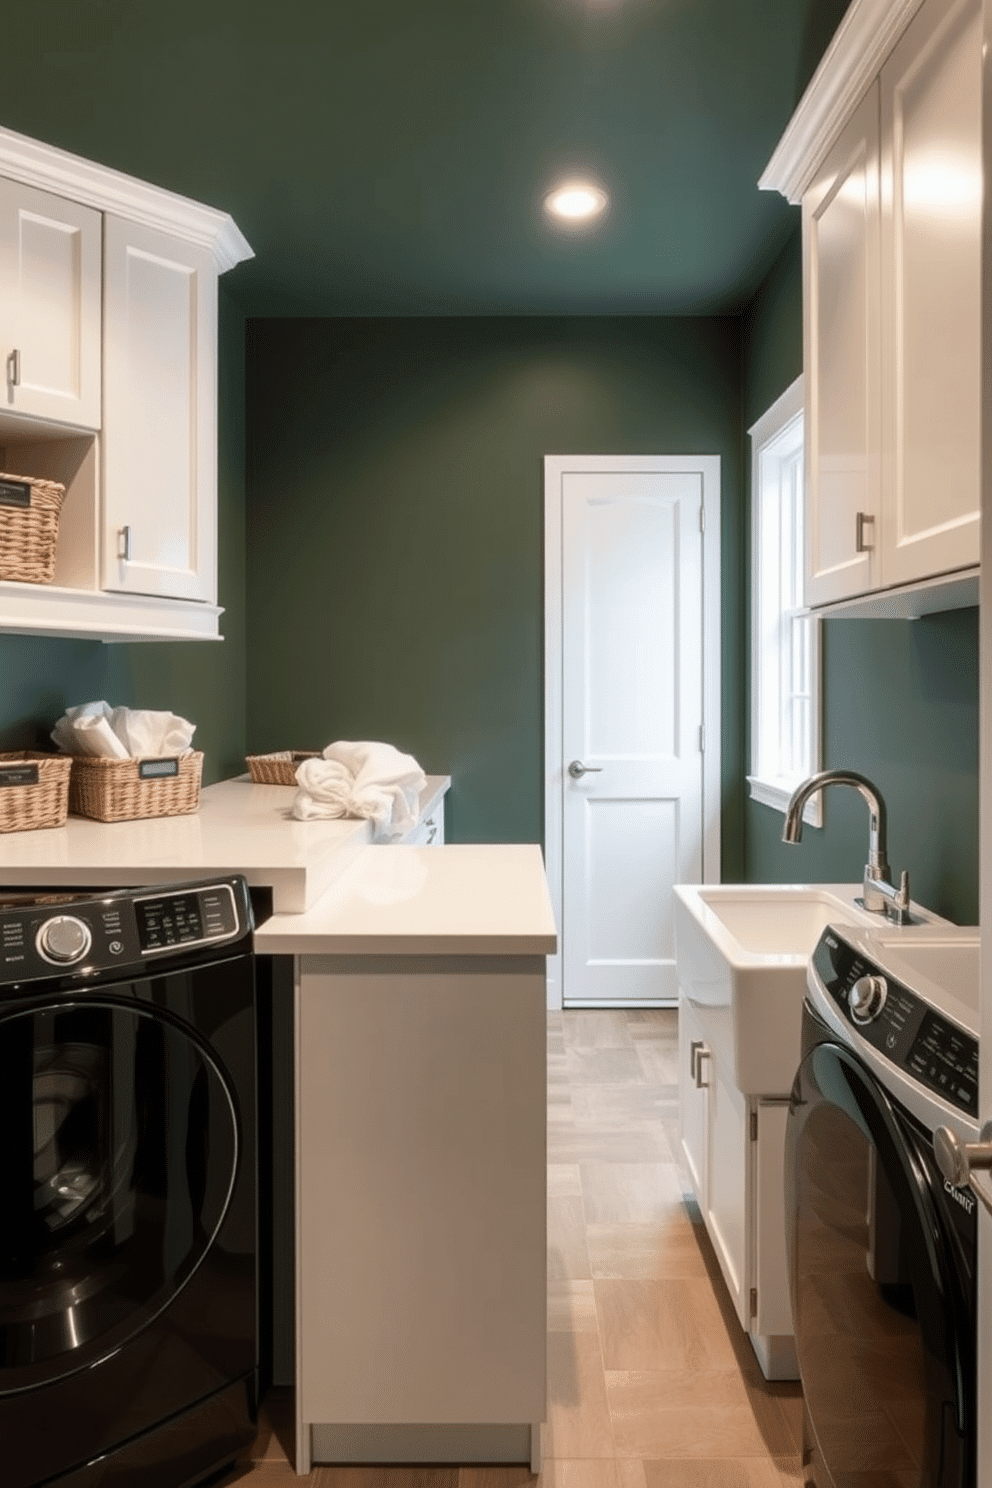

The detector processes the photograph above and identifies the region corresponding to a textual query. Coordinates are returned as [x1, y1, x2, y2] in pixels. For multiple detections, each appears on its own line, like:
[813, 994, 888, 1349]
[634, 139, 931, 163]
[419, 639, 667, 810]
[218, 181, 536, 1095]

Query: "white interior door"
[545, 456, 720, 1009]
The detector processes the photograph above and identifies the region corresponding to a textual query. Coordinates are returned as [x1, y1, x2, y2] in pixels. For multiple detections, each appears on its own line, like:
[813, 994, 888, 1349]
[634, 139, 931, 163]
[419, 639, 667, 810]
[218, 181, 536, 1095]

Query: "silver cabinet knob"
[568, 760, 603, 779]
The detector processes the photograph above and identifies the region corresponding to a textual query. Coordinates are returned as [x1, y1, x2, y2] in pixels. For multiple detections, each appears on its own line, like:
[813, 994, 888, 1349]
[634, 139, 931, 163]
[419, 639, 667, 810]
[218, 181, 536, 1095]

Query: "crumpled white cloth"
[51, 700, 196, 759]
[292, 740, 426, 840]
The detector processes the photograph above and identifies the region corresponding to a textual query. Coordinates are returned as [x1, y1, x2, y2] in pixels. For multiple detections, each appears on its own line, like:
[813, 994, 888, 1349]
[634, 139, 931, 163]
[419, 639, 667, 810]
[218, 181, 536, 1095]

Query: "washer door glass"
[786, 1039, 972, 1486]
[0, 998, 239, 1394]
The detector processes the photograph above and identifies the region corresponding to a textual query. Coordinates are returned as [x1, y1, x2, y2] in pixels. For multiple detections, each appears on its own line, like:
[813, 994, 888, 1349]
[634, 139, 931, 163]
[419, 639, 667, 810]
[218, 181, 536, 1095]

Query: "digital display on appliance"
[906, 1009, 978, 1115]
[136, 893, 204, 952]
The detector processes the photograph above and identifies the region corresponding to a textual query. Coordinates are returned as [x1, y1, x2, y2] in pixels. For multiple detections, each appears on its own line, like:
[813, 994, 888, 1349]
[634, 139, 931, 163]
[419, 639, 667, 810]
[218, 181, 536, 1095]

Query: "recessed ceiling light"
[543, 180, 609, 224]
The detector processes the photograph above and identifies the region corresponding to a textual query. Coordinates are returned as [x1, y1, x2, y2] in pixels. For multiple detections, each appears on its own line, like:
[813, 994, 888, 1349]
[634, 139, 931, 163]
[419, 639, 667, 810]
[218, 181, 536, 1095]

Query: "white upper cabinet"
[0, 124, 251, 641]
[804, 85, 882, 607]
[102, 218, 217, 604]
[878, 0, 981, 588]
[762, 0, 981, 617]
[0, 178, 102, 430]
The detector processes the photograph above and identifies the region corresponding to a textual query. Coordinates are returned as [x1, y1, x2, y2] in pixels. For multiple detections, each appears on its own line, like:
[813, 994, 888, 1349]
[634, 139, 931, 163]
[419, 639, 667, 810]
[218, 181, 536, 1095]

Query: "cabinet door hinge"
[750, 1109, 758, 1141]
[699, 504, 705, 533]
[750, 1287, 758, 1319]
[699, 724, 705, 753]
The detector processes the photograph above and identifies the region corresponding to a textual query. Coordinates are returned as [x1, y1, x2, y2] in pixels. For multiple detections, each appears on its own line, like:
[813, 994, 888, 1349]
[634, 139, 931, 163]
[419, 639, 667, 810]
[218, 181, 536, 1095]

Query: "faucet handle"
[885, 870, 912, 925]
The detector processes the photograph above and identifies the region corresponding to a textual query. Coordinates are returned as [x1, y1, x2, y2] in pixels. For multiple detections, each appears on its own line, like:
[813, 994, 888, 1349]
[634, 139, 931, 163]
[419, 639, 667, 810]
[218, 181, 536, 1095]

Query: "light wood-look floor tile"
[562, 1012, 637, 1050]
[549, 1164, 584, 1199]
[640, 1459, 787, 1487]
[549, 1195, 593, 1280]
[565, 1048, 648, 1086]
[596, 1280, 740, 1373]
[546, 1333, 616, 1459]
[579, 1163, 685, 1225]
[586, 1219, 709, 1280]
[549, 1281, 600, 1333]
[548, 1124, 672, 1165]
[570, 1086, 674, 1129]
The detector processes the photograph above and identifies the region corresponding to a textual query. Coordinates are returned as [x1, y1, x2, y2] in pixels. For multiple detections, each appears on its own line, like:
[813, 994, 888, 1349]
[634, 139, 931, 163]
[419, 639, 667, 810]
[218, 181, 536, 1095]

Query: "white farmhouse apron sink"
[672, 882, 940, 1096]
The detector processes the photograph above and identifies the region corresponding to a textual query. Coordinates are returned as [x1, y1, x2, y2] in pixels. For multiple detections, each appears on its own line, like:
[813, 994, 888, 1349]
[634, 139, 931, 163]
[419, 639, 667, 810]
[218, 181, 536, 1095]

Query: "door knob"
[934, 1120, 992, 1216]
[568, 760, 603, 779]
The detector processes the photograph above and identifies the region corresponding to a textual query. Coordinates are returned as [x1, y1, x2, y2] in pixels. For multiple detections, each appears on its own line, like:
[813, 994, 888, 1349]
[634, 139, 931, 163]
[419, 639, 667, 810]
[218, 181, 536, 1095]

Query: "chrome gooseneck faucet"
[782, 768, 912, 925]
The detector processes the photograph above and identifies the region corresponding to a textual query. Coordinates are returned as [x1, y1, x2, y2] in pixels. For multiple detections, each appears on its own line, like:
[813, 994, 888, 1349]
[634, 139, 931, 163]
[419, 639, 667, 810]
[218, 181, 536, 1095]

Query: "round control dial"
[37, 914, 93, 966]
[849, 973, 888, 1024]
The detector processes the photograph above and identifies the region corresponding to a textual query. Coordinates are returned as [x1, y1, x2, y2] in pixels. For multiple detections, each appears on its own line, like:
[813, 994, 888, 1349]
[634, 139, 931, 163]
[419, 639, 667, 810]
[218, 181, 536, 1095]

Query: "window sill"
[747, 775, 822, 828]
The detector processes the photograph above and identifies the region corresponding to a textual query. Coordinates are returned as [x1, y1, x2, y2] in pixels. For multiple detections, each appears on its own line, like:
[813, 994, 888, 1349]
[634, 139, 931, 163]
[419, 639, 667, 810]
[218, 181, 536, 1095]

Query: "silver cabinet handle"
[690, 1038, 704, 1080]
[118, 525, 131, 561]
[934, 1121, 992, 1218]
[856, 511, 875, 552]
[694, 1047, 710, 1090]
[6, 348, 20, 387]
[568, 760, 603, 779]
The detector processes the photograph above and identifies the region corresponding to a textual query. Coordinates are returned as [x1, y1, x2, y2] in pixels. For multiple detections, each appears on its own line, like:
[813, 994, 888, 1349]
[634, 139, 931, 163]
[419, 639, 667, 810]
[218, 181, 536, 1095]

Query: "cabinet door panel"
[102, 217, 217, 603]
[754, 1102, 793, 1338]
[880, 0, 981, 585]
[705, 1062, 749, 1332]
[803, 85, 881, 606]
[0, 178, 101, 429]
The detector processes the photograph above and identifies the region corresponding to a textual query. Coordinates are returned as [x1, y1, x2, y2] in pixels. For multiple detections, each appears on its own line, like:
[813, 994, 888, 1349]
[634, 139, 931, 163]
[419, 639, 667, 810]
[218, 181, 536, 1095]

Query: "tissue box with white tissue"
[292, 740, 425, 841]
[52, 701, 203, 823]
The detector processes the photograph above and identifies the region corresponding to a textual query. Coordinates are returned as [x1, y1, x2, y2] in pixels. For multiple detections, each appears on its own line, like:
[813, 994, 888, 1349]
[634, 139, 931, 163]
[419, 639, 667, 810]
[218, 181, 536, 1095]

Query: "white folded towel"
[292, 740, 426, 840]
[51, 701, 196, 759]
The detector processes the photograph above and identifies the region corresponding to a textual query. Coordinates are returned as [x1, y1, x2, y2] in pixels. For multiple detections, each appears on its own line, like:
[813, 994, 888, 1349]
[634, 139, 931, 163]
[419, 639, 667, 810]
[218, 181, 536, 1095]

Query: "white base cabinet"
[678, 993, 798, 1381]
[295, 952, 547, 1473]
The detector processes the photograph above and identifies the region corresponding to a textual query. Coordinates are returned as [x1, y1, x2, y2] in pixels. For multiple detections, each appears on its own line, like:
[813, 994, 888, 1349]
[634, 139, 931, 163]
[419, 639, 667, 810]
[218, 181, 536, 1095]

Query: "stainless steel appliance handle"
[934, 1120, 992, 1217]
[568, 760, 603, 779]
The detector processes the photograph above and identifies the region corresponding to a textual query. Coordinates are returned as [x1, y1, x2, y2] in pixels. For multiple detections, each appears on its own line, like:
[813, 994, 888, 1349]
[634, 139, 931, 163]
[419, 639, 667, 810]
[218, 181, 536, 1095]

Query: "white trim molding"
[759, 0, 924, 203]
[0, 123, 252, 272]
[748, 376, 822, 827]
[543, 454, 721, 1012]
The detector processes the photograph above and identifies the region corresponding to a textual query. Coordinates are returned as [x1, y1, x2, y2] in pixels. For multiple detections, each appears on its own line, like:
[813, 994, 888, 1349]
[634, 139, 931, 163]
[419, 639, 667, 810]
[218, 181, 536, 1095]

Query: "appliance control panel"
[811, 929, 978, 1117]
[0, 878, 248, 988]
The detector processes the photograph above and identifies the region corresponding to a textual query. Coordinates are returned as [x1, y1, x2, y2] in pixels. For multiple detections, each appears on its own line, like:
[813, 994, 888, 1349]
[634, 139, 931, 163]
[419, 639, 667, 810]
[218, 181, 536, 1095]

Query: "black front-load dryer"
[786, 922, 980, 1487]
[0, 876, 258, 1488]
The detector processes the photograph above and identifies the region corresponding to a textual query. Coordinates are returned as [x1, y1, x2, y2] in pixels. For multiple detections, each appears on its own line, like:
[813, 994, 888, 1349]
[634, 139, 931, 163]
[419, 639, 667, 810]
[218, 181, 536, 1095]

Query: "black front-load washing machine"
[786, 922, 980, 1487]
[0, 875, 258, 1488]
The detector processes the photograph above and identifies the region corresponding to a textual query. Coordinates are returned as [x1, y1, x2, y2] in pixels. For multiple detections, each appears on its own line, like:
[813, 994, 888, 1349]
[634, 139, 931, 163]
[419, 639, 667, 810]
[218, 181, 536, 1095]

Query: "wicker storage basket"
[68, 750, 204, 823]
[0, 473, 67, 584]
[245, 750, 320, 786]
[0, 752, 73, 832]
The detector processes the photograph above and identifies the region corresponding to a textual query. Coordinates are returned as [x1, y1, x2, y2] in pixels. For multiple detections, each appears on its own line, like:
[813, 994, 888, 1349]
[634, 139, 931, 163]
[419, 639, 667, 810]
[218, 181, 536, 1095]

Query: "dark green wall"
[245, 317, 745, 867]
[0, 291, 248, 783]
[742, 228, 980, 924]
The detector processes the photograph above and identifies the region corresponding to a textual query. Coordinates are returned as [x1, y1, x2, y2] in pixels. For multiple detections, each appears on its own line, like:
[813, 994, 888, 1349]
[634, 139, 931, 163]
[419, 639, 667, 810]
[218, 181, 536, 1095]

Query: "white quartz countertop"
[254, 843, 558, 956]
[0, 773, 450, 913]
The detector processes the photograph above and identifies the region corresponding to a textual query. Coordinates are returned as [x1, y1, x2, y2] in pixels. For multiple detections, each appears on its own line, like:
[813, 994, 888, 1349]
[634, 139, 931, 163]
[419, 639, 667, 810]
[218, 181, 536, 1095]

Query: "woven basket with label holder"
[0, 753, 73, 832]
[0, 473, 67, 584]
[68, 751, 204, 823]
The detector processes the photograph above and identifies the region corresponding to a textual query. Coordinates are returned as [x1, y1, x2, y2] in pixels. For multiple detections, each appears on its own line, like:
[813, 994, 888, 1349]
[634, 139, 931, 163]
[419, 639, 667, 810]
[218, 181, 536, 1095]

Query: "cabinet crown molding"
[0, 124, 252, 273]
[759, 0, 924, 203]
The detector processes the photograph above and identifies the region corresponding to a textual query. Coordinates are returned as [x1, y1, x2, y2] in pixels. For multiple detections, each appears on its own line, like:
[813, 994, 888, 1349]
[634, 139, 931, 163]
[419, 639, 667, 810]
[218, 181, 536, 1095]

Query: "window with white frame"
[747, 376, 821, 823]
